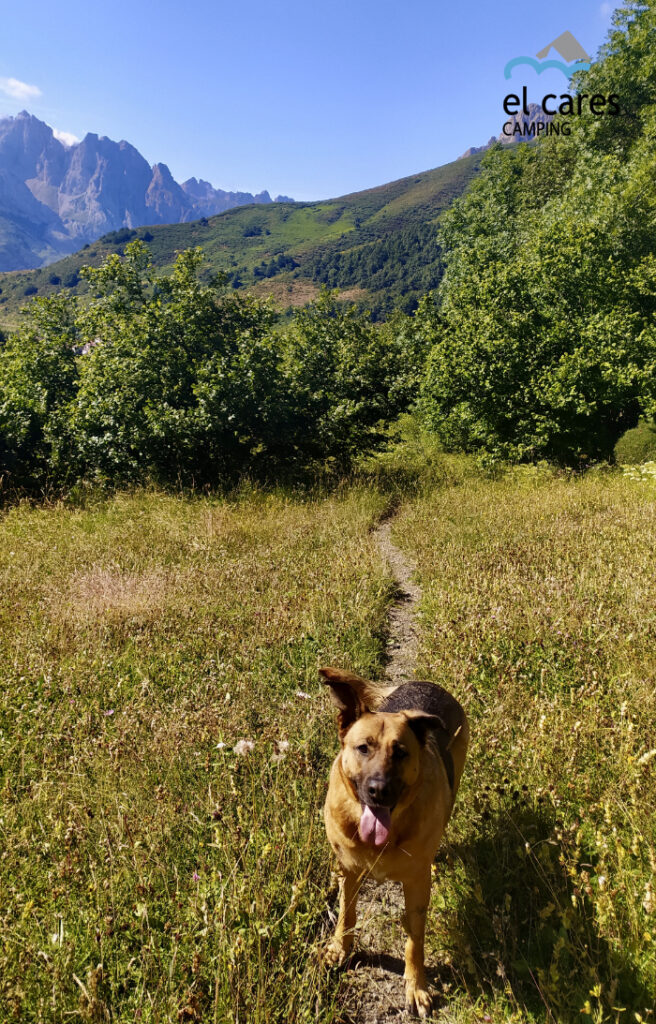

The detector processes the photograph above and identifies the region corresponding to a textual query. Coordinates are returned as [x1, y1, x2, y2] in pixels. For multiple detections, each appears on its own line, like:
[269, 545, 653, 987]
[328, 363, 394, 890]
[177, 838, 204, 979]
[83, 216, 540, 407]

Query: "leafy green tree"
[69, 243, 285, 483]
[1, 243, 420, 491]
[280, 292, 426, 469]
[0, 295, 80, 487]
[420, 0, 656, 464]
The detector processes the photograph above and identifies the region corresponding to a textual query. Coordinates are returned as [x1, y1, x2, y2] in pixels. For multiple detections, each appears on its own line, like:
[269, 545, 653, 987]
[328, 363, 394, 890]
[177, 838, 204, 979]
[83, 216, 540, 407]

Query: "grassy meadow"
[1, 453, 655, 1022]
[393, 467, 656, 1022]
[0, 485, 390, 1023]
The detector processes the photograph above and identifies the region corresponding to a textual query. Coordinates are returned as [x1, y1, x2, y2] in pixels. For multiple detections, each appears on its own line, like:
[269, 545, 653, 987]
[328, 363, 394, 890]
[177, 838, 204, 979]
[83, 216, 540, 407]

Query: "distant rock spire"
[0, 110, 294, 271]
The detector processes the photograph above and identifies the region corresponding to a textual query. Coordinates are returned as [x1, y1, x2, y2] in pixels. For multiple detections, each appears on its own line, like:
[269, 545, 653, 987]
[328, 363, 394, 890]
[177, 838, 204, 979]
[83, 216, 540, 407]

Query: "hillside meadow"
[0, 154, 481, 327]
[1, 452, 655, 1022]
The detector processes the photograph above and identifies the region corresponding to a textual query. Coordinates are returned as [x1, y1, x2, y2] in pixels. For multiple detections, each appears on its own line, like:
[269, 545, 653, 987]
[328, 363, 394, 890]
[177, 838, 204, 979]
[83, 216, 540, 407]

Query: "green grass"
[2, 443, 655, 1022]
[0, 154, 481, 325]
[393, 465, 656, 1022]
[0, 484, 390, 1023]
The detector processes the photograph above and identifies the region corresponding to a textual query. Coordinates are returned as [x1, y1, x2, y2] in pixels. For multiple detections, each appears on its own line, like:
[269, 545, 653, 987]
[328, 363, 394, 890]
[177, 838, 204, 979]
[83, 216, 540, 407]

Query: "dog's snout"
[367, 776, 391, 805]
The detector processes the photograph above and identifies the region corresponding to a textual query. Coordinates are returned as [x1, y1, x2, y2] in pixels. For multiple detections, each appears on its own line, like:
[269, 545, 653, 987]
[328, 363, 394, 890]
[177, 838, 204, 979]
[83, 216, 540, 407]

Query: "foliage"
[0, 243, 419, 492]
[420, 0, 656, 465]
[304, 221, 446, 319]
[615, 419, 656, 464]
[279, 297, 429, 470]
[0, 294, 80, 488]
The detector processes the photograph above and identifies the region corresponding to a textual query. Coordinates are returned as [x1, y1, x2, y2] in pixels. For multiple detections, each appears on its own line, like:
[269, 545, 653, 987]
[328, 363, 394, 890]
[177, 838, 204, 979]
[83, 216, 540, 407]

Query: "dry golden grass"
[247, 276, 321, 307]
[394, 468, 656, 1022]
[2, 454, 655, 1023]
[0, 484, 390, 1023]
[61, 567, 173, 621]
[247, 276, 368, 309]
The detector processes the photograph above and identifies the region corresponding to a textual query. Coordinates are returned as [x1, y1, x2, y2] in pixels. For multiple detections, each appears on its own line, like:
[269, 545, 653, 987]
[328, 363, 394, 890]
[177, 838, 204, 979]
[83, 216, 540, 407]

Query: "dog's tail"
[318, 666, 398, 710]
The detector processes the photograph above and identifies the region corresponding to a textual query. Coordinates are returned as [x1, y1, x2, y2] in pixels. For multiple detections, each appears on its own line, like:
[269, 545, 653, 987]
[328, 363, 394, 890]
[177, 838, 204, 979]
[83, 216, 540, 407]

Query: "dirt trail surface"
[338, 515, 437, 1023]
[374, 520, 422, 685]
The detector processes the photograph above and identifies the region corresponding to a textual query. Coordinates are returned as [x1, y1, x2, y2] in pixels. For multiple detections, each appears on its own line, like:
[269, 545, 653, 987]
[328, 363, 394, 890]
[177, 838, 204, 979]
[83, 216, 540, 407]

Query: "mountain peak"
[0, 111, 294, 270]
[457, 103, 555, 160]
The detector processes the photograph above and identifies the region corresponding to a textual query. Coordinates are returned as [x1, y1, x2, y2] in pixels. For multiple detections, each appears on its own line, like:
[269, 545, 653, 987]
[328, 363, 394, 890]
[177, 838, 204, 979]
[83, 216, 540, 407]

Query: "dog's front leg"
[402, 867, 432, 1017]
[325, 870, 360, 966]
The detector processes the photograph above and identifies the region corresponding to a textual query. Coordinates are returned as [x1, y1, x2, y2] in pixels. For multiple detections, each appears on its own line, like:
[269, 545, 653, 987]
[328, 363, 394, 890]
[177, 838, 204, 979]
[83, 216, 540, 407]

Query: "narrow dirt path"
[340, 513, 430, 1023]
[375, 519, 422, 686]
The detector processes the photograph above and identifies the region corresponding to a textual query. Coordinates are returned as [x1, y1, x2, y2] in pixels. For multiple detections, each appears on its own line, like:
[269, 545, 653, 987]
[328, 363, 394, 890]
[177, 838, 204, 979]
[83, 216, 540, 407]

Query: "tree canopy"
[420, 0, 656, 464]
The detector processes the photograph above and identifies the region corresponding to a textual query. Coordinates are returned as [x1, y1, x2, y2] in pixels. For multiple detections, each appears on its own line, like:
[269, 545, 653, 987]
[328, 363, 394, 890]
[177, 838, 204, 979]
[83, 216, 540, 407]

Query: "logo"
[501, 31, 619, 140]
[504, 30, 591, 81]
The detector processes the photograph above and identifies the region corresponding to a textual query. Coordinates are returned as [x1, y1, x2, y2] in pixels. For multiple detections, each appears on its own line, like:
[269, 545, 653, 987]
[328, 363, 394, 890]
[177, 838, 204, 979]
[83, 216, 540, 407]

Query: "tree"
[0, 294, 80, 487]
[420, 1, 656, 464]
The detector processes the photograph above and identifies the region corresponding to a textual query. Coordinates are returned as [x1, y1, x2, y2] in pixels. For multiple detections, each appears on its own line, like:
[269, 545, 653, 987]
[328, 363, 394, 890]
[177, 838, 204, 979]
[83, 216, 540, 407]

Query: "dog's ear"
[403, 709, 448, 745]
[319, 667, 372, 740]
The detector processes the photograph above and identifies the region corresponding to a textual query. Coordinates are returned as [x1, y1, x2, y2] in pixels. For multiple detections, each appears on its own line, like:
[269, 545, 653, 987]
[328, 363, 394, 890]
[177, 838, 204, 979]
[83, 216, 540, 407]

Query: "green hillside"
[0, 153, 480, 327]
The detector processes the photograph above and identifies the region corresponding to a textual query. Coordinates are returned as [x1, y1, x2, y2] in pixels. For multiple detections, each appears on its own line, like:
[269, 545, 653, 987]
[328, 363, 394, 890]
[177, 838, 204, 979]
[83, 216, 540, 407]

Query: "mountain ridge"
[0, 110, 292, 271]
[458, 102, 555, 159]
[0, 152, 482, 323]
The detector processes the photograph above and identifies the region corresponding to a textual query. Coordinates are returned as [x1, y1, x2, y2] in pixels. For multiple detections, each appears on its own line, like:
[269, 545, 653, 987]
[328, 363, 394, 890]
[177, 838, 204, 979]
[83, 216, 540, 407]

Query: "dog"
[320, 666, 469, 1017]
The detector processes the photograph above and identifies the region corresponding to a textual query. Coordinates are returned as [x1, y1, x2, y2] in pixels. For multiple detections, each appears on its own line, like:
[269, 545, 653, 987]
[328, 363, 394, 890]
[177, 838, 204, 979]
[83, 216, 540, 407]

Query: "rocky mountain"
[458, 103, 555, 159]
[458, 136, 497, 160]
[0, 111, 292, 271]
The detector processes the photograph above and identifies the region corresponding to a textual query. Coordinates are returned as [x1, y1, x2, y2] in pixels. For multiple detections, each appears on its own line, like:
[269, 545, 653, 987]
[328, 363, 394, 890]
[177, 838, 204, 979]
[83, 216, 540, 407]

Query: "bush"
[614, 419, 656, 464]
[0, 243, 419, 491]
[102, 228, 137, 246]
[23, 285, 38, 296]
[0, 295, 80, 488]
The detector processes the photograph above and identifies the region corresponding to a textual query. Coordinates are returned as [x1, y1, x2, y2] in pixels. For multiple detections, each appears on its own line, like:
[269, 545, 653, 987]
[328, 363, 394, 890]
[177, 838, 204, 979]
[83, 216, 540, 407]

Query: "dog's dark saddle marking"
[379, 682, 463, 792]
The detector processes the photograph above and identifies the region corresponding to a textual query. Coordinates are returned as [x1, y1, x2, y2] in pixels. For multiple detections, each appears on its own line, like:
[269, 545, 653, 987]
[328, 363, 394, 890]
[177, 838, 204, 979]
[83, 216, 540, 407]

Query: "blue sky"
[1, 0, 617, 201]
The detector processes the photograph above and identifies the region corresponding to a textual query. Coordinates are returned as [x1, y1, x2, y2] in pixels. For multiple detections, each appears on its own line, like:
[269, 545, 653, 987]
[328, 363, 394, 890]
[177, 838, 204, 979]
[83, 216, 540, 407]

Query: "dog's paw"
[323, 939, 350, 968]
[405, 982, 432, 1018]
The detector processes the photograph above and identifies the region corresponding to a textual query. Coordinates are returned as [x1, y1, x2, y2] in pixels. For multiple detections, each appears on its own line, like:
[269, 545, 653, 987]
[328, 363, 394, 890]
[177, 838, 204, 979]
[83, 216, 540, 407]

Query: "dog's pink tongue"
[359, 805, 391, 846]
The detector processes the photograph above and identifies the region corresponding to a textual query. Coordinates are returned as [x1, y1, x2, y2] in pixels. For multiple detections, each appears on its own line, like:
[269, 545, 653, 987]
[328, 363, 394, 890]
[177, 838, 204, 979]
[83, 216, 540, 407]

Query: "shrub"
[614, 419, 656, 464]
[1, 243, 419, 490]
[0, 295, 80, 487]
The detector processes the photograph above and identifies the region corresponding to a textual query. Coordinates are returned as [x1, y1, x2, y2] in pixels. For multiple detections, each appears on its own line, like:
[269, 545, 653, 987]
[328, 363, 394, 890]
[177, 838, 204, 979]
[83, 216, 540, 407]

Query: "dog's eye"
[356, 743, 369, 755]
[392, 744, 408, 759]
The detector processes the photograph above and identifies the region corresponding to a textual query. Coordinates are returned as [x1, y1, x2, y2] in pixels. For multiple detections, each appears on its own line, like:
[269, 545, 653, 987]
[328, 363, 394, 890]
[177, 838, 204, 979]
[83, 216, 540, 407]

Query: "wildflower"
[215, 741, 227, 749]
[192, 872, 200, 882]
[103, 709, 115, 716]
[296, 690, 312, 700]
[234, 739, 254, 756]
[597, 875, 607, 890]
[271, 740, 290, 763]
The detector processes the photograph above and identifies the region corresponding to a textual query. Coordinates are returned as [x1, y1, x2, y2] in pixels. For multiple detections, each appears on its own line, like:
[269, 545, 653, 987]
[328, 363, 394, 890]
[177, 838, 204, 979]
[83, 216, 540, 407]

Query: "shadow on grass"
[436, 801, 652, 1022]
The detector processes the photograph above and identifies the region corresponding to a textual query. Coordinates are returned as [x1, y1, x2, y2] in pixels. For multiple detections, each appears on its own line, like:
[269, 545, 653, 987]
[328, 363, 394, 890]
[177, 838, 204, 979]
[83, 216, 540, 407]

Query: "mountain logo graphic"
[504, 31, 592, 81]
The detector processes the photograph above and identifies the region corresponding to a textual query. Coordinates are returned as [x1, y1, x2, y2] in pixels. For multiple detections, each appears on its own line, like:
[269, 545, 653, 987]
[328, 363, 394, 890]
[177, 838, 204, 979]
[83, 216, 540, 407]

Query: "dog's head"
[320, 667, 444, 847]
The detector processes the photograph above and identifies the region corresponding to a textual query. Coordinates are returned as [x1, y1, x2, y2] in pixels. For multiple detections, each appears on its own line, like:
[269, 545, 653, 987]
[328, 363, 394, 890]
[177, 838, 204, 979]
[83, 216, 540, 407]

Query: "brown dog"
[321, 666, 469, 1017]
